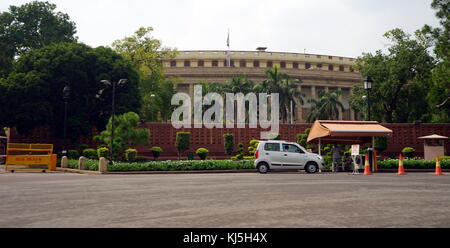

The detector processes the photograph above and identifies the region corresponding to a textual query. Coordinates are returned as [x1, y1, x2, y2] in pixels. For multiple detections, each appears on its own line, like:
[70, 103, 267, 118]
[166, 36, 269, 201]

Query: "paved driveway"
[0, 171, 449, 227]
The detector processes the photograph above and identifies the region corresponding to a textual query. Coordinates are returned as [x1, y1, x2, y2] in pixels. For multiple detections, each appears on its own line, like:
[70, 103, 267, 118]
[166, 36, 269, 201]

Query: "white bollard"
[78, 156, 86, 170]
[61, 156, 68, 168]
[99, 157, 107, 173]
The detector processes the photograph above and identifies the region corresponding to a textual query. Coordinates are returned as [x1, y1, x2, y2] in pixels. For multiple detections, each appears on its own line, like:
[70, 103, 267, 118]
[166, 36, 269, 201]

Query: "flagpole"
[227, 29, 230, 67]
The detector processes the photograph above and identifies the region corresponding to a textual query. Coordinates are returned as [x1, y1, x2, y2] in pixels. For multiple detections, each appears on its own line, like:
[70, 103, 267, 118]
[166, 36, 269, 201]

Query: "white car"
[254, 140, 325, 174]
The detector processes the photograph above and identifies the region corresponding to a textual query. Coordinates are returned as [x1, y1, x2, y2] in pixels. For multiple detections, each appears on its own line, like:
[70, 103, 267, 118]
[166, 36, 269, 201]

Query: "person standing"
[331, 144, 341, 173]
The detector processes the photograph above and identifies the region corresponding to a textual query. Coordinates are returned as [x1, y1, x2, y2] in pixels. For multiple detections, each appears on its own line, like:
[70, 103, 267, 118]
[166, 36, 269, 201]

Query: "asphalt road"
[0, 171, 449, 227]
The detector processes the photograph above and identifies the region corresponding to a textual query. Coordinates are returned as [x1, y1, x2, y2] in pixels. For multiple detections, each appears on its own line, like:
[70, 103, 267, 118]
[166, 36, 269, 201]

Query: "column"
[296, 85, 303, 122]
[350, 88, 355, 120]
[338, 87, 343, 120]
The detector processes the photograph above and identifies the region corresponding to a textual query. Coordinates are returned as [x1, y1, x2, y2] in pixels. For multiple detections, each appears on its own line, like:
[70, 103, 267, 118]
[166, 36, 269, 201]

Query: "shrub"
[150, 146, 163, 160]
[249, 139, 259, 147]
[176, 132, 191, 159]
[125, 148, 138, 162]
[248, 146, 256, 155]
[247, 139, 259, 156]
[223, 134, 234, 155]
[78, 144, 89, 152]
[68, 149, 79, 159]
[378, 158, 450, 169]
[402, 147, 415, 158]
[97, 147, 109, 159]
[374, 137, 388, 153]
[82, 148, 97, 160]
[196, 148, 209, 160]
[236, 153, 244, 160]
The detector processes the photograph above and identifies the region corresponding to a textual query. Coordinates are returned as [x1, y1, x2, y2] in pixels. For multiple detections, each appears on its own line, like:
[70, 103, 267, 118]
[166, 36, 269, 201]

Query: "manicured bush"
[176, 132, 191, 159]
[68, 149, 79, 159]
[196, 148, 209, 160]
[378, 158, 450, 169]
[82, 148, 97, 160]
[78, 144, 89, 153]
[68, 159, 98, 170]
[223, 134, 234, 155]
[374, 137, 388, 153]
[125, 148, 138, 162]
[150, 146, 163, 160]
[247, 139, 259, 156]
[402, 147, 416, 158]
[97, 147, 109, 159]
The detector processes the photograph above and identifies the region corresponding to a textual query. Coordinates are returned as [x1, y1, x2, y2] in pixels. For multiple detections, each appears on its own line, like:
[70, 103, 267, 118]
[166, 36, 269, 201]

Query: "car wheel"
[257, 162, 269, 174]
[305, 162, 318, 174]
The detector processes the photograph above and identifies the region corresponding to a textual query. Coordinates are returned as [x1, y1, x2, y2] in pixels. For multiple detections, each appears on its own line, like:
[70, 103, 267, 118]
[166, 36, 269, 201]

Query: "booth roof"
[307, 120, 393, 143]
[418, 134, 449, 139]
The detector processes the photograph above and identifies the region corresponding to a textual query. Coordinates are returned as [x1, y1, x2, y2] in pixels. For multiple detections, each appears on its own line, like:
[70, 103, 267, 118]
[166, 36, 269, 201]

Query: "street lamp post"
[100, 79, 127, 165]
[62, 85, 71, 157]
[364, 76, 373, 121]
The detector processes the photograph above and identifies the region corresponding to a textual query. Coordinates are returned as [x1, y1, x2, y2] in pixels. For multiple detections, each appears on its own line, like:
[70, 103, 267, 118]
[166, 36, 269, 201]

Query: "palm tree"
[307, 90, 345, 122]
[255, 66, 305, 123]
[223, 75, 255, 94]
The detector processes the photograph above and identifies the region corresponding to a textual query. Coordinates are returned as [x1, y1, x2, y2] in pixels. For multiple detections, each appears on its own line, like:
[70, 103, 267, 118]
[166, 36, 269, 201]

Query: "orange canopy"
[307, 120, 393, 144]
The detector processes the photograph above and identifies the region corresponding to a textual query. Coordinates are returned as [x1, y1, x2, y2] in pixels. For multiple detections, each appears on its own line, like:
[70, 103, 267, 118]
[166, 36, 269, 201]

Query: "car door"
[263, 142, 282, 169]
[281, 144, 305, 169]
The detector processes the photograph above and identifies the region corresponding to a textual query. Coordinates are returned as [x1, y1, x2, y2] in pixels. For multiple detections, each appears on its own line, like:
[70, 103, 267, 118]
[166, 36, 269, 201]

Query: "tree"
[94, 112, 150, 157]
[422, 0, 450, 122]
[351, 29, 435, 123]
[307, 90, 345, 122]
[0, 42, 141, 140]
[0, 1, 77, 77]
[175, 132, 191, 160]
[223, 134, 234, 156]
[255, 66, 304, 123]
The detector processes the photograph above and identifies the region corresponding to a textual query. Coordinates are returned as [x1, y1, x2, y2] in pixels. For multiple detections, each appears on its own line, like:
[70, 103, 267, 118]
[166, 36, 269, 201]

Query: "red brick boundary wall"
[9, 123, 450, 159]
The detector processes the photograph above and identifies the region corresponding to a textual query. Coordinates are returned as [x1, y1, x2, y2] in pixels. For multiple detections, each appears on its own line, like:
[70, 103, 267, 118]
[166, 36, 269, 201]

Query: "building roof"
[418, 134, 449, 139]
[307, 120, 393, 144]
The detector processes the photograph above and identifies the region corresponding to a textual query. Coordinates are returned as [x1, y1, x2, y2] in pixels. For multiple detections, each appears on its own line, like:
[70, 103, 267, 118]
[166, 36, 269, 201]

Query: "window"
[253, 60, 260, 67]
[317, 63, 322, 69]
[328, 56, 333, 60]
[317, 55, 321, 58]
[198, 60, 204, 67]
[282, 144, 303, 153]
[267, 61, 273, 67]
[184, 60, 190, 67]
[339, 65, 344, 71]
[212, 60, 218, 67]
[170, 60, 176, 67]
[280, 61, 286, 68]
[328, 65, 334, 71]
[293, 62, 299, 69]
[240, 60, 246, 67]
[264, 143, 280, 152]
[305, 63, 311, 69]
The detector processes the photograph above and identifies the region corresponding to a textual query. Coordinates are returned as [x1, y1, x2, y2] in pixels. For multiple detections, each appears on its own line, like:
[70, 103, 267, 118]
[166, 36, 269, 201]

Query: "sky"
[0, 0, 441, 58]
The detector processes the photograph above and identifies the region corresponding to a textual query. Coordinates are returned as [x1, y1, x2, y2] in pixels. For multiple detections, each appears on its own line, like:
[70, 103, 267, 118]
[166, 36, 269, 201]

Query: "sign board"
[351, 144, 360, 156]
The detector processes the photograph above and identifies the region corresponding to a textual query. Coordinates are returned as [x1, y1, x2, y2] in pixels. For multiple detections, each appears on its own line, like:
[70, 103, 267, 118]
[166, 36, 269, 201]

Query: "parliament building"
[162, 48, 362, 123]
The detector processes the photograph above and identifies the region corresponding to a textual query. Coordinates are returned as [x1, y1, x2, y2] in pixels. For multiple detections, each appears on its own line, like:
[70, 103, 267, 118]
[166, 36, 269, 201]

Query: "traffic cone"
[364, 154, 372, 175]
[435, 156, 444, 175]
[398, 153, 406, 175]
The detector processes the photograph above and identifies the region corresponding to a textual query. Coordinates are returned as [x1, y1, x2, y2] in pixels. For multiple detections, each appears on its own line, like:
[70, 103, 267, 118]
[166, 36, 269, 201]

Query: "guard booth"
[418, 134, 448, 161]
[5, 143, 57, 172]
[307, 120, 393, 172]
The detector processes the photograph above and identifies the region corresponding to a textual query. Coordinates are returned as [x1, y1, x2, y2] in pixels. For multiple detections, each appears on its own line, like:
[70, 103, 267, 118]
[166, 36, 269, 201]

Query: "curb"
[56, 167, 256, 175]
[56, 167, 102, 175]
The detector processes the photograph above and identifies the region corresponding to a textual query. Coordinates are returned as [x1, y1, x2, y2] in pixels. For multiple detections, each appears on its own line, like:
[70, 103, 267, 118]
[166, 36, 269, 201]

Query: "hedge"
[378, 159, 450, 169]
[67, 159, 254, 172]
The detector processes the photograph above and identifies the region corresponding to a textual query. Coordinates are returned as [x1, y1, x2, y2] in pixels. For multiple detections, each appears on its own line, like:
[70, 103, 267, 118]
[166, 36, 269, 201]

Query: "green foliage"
[68, 159, 98, 171]
[296, 128, 314, 150]
[247, 139, 259, 156]
[195, 148, 209, 160]
[94, 112, 149, 157]
[378, 158, 450, 169]
[223, 134, 234, 156]
[402, 147, 416, 158]
[68, 149, 79, 159]
[78, 144, 89, 153]
[125, 148, 138, 162]
[97, 147, 109, 159]
[374, 136, 388, 152]
[150, 146, 163, 160]
[0, 1, 77, 77]
[82, 148, 97, 160]
[175, 132, 191, 159]
[106, 159, 255, 172]
[268, 133, 281, 140]
[307, 90, 344, 122]
[351, 28, 435, 123]
[0, 42, 141, 139]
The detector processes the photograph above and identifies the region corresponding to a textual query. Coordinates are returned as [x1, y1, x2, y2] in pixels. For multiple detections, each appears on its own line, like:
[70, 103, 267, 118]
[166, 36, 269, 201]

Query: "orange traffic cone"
[435, 156, 444, 175]
[364, 154, 372, 175]
[398, 153, 406, 175]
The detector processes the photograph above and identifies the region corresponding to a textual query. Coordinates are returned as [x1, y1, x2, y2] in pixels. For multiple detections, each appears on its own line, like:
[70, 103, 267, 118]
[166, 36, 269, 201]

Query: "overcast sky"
[1, 0, 441, 58]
